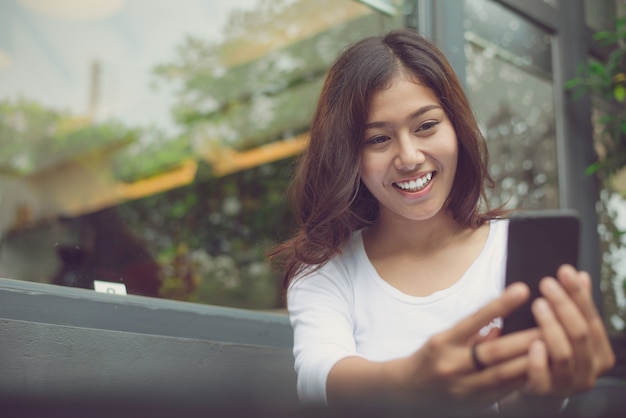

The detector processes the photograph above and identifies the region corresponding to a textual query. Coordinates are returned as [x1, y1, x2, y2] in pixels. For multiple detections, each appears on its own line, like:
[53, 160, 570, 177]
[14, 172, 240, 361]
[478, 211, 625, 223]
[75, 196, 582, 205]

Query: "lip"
[392, 171, 436, 198]
[394, 181, 433, 198]
[394, 171, 434, 184]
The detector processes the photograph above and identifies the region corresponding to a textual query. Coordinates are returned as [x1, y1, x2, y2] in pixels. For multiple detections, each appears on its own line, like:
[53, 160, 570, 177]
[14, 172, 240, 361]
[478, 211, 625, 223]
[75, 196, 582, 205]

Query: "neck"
[364, 210, 465, 256]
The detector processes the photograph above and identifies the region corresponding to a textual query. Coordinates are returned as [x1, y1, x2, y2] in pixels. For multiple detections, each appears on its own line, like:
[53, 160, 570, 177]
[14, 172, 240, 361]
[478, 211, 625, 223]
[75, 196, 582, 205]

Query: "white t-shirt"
[287, 219, 509, 405]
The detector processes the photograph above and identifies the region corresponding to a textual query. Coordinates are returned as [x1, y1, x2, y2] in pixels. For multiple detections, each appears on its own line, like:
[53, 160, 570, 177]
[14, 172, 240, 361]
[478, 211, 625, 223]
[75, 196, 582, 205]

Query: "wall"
[0, 278, 299, 416]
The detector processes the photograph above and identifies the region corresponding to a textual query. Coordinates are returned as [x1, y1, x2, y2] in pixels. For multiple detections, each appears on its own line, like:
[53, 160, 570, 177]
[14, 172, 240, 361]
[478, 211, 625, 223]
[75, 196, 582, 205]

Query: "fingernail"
[567, 270, 581, 287]
[533, 298, 549, 313]
[508, 282, 529, 297]
[559, 265, 580, 285]
[541, 278, 559, 294]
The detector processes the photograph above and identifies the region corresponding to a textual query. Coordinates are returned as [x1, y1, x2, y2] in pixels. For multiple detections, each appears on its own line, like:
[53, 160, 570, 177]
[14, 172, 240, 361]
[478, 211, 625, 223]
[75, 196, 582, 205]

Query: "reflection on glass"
[464, 1, 558, 211]
[584, 0, 619, 32]
[464, 0, 552, 77]
[597, 187, 626, 335]
[0, 0, 403, 309]
[593, 105, 626, 335]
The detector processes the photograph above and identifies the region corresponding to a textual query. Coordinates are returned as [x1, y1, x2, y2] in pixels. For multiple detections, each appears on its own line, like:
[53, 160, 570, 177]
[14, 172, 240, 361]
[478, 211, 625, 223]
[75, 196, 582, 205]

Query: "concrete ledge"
[0, 277, 292, 347]
[0, 278, 299, 413]
[0, 318, 298, 410]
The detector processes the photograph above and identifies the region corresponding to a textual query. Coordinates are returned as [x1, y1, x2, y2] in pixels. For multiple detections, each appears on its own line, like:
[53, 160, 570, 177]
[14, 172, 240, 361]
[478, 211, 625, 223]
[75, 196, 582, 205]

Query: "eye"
[417, 120, 439, 132]
[366, 135, 390, 145]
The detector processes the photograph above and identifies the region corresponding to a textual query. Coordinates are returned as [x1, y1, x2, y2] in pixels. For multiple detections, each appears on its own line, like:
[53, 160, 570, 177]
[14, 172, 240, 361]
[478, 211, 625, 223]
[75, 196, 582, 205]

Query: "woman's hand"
[499, 265, 616, 415]
[326, 283, 540, 409]
[401, 282, 542, 409]
[524, 265, 615, 397]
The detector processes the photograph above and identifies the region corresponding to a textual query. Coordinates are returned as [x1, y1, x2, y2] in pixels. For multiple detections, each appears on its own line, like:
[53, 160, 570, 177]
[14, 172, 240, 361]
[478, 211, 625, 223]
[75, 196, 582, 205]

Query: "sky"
[0, 0, 258, 134]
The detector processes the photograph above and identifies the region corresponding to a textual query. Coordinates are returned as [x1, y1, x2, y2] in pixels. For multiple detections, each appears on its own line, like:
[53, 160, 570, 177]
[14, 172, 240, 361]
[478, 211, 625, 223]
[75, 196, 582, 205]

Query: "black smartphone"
[501, 209, 581, 335]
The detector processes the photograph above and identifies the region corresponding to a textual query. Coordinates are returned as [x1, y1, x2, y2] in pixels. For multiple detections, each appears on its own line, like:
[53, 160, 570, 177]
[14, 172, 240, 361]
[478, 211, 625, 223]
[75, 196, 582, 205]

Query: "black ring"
[471, 344, 487, 371]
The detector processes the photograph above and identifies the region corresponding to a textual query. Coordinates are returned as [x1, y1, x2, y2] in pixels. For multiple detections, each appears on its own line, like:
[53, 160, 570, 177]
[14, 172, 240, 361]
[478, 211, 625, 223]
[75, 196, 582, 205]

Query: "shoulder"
[490, 217, 509, 235]
[292, 229, 365, 282]
[287, 230, 365, 305]
[480, 217, 509, 253]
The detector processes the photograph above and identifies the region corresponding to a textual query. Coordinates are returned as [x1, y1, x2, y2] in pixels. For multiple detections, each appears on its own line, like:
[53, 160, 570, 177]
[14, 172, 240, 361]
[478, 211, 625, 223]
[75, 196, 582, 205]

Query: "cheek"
[359, 155, 381, 185]
[448, 146, 459, 169]
[444, 147, 460, 186]
[442, 134, 459, 168]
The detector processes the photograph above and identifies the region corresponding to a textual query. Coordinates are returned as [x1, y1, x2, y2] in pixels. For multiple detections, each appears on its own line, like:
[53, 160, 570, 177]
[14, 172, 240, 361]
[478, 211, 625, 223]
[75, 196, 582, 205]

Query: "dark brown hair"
[269, 29, 501, 289]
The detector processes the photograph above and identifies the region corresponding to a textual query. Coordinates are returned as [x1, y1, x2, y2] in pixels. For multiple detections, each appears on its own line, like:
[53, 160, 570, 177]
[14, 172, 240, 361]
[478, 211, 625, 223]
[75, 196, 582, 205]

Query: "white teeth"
[395, 172, 433, 192]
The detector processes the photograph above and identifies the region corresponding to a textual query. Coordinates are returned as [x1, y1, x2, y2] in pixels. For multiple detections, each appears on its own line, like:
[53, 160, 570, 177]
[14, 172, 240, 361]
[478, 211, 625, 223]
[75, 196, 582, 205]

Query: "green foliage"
[567, 16, 626, 333]
[0, 97, 196, 182]
[1, 0, 402, 309]
[0, 98, 67, 174]
[117, 158, 295, 309]
[46, 122, 136, 167]
[152, 11, 385, 151]
[0, 97, 139, 175]
[111, 128, 193, 182]
[132, 1, 404, 308]
[565, 17, 626, 179]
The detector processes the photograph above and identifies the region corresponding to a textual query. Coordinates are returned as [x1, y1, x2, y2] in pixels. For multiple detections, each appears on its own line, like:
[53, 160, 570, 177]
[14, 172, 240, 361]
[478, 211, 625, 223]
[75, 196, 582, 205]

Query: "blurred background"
[0, 0, 625, 337]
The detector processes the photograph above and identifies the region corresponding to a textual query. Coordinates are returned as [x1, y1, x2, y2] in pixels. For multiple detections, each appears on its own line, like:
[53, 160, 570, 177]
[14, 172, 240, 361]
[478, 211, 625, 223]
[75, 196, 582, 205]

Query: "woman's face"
[359, 74, 458, 225]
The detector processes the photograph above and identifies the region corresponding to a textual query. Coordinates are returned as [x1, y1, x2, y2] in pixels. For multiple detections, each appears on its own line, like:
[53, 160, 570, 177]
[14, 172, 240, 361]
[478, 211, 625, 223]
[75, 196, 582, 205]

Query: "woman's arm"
[326, 283, 542, 410]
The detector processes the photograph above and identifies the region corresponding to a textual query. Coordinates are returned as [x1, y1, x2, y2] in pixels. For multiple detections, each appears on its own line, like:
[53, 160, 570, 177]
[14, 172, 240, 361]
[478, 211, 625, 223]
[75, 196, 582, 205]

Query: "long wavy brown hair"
[269, 29, 502, 290]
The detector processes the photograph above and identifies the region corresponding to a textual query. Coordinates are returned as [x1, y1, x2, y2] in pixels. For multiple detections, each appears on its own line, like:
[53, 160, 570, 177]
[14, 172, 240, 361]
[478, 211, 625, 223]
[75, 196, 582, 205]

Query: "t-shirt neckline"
[354, 220, 498, 304]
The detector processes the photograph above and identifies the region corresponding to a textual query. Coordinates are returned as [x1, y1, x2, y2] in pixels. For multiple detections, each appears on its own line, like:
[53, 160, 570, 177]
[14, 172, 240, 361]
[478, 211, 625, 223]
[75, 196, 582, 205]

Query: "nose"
[394, 136, 425, 171]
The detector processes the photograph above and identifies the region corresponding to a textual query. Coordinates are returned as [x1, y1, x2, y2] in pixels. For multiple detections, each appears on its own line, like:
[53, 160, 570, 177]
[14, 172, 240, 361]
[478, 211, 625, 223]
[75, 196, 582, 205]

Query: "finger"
[459, 355, 529, 402]
[539, 277, 594, 380]
[555, 266, 602, 332]
[525, 340, 551, 395]
[468, 325, 501, 346]
[556, 266, 607, 342]
[579, 269, 592, 292]
[556, 266, 616, 375]
[531, 297, 574, 385]
[447, 282, 530, 343]
[468, 328, 540, 372]
[556, 265, 596, 319]
[540, 276, 589, 336]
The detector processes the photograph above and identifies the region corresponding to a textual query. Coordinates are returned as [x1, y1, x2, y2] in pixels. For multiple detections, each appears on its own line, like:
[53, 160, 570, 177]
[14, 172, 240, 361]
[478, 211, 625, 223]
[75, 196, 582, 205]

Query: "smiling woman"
[270, 28, 615, 413]
[360, 78, 458, 226]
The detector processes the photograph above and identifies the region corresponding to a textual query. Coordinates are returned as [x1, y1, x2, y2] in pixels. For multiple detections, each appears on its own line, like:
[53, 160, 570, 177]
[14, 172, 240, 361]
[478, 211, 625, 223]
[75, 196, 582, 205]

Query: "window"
[464, 0, 557, 210]
[584, 0, 620, 32]
[0, 0, 403, 309]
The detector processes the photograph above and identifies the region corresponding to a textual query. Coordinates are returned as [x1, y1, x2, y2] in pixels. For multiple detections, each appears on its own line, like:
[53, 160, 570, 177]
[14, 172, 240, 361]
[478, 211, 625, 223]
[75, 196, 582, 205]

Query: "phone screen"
[500, 210, 580, 335]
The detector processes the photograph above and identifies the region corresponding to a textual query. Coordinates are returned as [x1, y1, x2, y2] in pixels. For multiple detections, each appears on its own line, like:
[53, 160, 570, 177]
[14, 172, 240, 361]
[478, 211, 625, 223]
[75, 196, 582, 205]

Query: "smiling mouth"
[393, 172, 435, 192]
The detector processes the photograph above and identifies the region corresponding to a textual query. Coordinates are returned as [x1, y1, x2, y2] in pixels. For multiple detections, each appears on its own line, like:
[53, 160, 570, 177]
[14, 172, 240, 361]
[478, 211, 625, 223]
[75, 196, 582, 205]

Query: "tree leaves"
[566, 17, 626, 181]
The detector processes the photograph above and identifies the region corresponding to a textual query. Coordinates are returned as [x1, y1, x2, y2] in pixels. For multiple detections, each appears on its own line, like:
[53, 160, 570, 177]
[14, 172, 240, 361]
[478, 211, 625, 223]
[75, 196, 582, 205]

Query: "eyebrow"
[365, 104, 442, 129]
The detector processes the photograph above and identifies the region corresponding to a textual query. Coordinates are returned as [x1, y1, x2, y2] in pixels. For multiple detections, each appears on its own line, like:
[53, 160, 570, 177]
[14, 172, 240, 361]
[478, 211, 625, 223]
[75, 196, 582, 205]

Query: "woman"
[269, 29, 614, 413]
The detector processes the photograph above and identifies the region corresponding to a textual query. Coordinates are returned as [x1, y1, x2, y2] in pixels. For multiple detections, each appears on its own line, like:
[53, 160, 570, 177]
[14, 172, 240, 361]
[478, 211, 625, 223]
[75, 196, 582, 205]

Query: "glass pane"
[597, 186, 626, 335]
[464, 0, 552, 77]
[593, 104, 626, 336]
[0, 0, 403, 309]
[584, 0, 619, 32]
[464, 0, 558, 210]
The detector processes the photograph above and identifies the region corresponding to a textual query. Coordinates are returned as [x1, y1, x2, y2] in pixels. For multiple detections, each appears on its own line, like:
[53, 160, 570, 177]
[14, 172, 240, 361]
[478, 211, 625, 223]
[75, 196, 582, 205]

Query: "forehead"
[367, 74, 441, 121]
